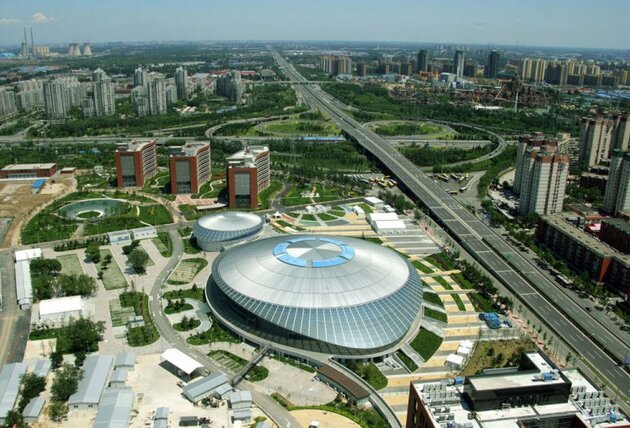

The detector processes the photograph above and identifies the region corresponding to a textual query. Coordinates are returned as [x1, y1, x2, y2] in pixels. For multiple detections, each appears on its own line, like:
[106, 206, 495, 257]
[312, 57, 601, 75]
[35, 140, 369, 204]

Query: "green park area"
[98, 249, 128, 290]
[368, 120, 453, 138]
[258, 119, 341, 136]
[167, 258, 208, 285]
[410, 328, 444, 361]
[21, 191, 172, 244]
[56, 254, 83, 276]
[208, 350, 268, 381]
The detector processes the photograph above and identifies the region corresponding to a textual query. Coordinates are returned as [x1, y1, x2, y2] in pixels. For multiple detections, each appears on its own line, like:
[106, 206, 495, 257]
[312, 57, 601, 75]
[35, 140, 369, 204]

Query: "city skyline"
[0, 0, 629, 50]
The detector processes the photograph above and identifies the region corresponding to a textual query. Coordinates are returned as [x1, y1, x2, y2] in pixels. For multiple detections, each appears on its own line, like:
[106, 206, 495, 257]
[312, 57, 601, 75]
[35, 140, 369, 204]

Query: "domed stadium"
[205, 234, 423, 357]
[192, 212, 264, 252]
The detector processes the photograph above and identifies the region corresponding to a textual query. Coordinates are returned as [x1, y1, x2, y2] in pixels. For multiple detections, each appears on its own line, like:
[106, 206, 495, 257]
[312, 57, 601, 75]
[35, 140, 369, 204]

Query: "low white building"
[108, 231, 131, 245]
[351, 205, 365, 217]
[367, 212, 399, 224]
[373, 219, 406, 234]
[131, 226, 157, 240]
[364, 196, 384, 208]
[38, 295, 83, 322]
[14, 248, 42, 309]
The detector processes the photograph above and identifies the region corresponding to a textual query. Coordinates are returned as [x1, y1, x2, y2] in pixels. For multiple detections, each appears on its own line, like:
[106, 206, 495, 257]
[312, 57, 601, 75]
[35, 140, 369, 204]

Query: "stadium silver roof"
[193, 211, 263, 243]
[210, 234, 423, 351]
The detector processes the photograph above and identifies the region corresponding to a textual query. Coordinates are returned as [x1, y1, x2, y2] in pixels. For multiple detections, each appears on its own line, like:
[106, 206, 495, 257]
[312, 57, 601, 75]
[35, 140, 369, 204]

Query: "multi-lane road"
[270, 49, 630, 401]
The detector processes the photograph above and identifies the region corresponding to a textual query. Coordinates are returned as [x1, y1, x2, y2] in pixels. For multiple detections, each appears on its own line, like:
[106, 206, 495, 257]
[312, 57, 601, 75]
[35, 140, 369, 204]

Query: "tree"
[17, 373, 47, 412]
[127, 248, 150, 273]
[51, 364, 81, 402]
[50, 351, 63, 369]
[3, 410, 24, 428]
[55, 317, 104, 354]
[57, 274, 97, 296]
[85, 244, 100, 263]
[48, 401, 69, 422]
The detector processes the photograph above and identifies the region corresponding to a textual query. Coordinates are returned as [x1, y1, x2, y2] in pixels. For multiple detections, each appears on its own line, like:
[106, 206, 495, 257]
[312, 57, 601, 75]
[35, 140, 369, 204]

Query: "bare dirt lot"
[291, 409, 361, 428]
[0, 178, 74, 248]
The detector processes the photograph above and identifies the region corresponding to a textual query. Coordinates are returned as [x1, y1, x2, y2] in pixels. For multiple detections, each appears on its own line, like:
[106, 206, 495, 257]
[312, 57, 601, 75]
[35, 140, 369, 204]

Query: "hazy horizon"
[0, 0, 628, 51]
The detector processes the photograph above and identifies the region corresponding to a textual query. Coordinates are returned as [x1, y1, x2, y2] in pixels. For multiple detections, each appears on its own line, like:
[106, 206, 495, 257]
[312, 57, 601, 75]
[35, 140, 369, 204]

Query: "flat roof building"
[405, 353, 627, 428]
[114, 352, 136, 371]
[69, 355, 114, 409]
[0, 163, 57, 179]
[536, 214, 630, 299]
[38, 295, 83, 323]
[115, 139, 158, 187]
[226, 146, 270, 209]
[21, 396, 45, 424]
[317, 365, 370, 405]
[160, 348, 203, 381]
[169, 141, 211, 194]
[153, 407, 169, 428]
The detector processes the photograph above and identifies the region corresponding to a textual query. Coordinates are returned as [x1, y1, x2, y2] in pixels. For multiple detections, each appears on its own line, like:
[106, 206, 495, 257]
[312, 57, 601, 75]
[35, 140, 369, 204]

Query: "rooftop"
[0, 363, 28, 419]
[116, 139, 156, 153]
[183, 372, 231, 401]
[1, 163, 56, 171]
[171, 141, 210, 157]
[39, 295, 82, 316]
[161, 349, 202, 376]
[227, 145, 268, 167]
[602, 218, 630, 234]
[411, 362, 626, 428]
[93, 388, 134, 428]
[69, 355, 113, 405]
[317, 365, 370, 399]
[542, 214, 630, 265]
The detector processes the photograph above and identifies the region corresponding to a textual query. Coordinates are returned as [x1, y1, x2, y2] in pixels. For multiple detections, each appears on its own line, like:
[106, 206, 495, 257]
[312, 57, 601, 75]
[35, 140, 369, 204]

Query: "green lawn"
[138, 205, 173, 225]
[99, 250, 128, 290]
[301, 214, 317, 221]
[152, 232, 172, 257]
[345, 362, 387, 390]
[426, 252, 456, 270]
[423, 292, 444, 307]
[163, 286, 205, 301]
[120, 292, 160, 346]
[188, 320, 240, 345]
[56, 254, 83, 276]
[452, 294, 467, 311]
[413, 260, 434, 274]
[258, 180, 282, 209]
[357, 203, 373, 214]
[410, 328, 444, 361]
[397, 351, 418, 372]
[109, 299, 136, 327]
[317, 212, 337, 221]
[167, 258, 208, 285]
[424, 307, 448, 323]
[434, 276, 453, 290]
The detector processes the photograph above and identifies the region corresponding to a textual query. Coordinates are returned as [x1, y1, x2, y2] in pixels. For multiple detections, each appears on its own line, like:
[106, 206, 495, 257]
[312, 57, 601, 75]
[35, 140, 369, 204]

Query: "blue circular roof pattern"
[273, 237, 355, 268]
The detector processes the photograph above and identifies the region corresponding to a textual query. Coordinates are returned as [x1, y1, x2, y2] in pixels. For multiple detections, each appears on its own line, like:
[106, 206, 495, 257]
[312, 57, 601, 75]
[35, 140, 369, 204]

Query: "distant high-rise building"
[416, 49, 428, 72]
[43, 78, 85, 119]
[115, 139, 158, 187]
[15, 79, 44, 111]
[216, 71, 245, 103]
[165, 84, 177, 105]
[0, 88, 17, 118]
[226, 146, 270, 209]
[485, 50, 500, 78]
[175, 67, 188, 100]
[514, 134, 569, 215]
[90, 68, 115, 117]
[453, 50, 464, 78]
[604, 150, 630, 215]
[356, 63, 368, 76]
[612, 114, 630, 151]
[579, 117, 613, 168]
[521, 58, 547, 82]
[319, 55, 352, 76]
[146, 72, 167, 115]
[169, 141, 211, 194]
[133, 67, 148, 87]
[544, 61, 568, 85]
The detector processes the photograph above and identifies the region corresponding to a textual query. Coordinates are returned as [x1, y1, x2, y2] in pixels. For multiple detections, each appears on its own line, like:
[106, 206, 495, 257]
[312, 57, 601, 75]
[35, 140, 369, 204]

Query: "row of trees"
[30, 259, 97, 300]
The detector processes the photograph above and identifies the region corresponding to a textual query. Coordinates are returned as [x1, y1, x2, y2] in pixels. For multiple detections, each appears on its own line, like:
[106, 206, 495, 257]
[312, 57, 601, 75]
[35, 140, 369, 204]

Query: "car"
[621, 325, 630, 331]
[585, 307, 592, 312]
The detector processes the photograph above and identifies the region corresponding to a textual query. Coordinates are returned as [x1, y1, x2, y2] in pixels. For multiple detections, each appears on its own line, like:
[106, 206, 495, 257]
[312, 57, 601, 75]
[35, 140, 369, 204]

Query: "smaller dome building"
[192, 212, 264, 252]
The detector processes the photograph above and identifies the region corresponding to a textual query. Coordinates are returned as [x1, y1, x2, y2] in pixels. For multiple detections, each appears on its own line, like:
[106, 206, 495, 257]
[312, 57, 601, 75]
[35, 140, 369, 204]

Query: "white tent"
[445, 354, 465, 369]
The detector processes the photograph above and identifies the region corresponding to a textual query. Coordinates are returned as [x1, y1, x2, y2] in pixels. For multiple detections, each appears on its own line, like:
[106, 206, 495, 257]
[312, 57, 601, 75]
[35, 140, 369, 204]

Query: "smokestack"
[30, 27, 34, 58]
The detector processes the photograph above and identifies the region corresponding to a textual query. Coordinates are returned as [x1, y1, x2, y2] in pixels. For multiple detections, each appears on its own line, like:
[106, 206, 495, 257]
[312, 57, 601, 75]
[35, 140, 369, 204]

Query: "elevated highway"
[271, 49, 630, 404]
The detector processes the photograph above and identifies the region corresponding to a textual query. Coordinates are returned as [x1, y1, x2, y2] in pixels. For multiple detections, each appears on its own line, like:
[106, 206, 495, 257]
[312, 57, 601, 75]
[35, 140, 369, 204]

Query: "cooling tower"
[68, 43, 81, 57]
[82, 43, 92, 56]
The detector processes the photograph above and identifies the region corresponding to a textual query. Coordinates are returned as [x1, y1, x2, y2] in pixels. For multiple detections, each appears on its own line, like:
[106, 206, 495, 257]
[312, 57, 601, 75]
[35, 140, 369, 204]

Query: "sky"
[0, 0, 628, 50]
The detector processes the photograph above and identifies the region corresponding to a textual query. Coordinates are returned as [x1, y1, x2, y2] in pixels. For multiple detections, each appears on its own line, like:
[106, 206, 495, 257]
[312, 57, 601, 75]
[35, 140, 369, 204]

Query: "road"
[148, 230, 300, 427]
[270, 49, 630, 402]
